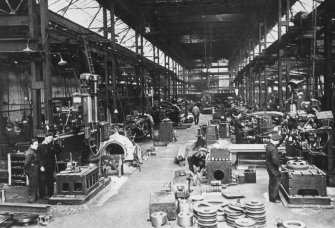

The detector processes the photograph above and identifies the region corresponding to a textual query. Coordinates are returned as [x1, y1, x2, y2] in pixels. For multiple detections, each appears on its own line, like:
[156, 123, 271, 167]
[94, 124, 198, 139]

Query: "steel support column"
[109, 2, 117, 122]
[264, 67, 268, 110]
[103, 7, 110, 122]
[258, 68, 262, 108]
[28, 0, 41, 132]
[40, 0, 52, 124]
[167, 57, 171, 100]
[277, 0, 284, 111]
[324, 0, 333, 111]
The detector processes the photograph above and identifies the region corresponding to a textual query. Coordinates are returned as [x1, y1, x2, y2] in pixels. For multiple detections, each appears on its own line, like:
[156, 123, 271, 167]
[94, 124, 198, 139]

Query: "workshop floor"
[8, 114, 335, 228]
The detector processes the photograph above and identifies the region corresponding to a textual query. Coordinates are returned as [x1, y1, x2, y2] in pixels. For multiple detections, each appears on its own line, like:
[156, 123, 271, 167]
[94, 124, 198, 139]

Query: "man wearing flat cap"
[266, 132, 282, 203]
[37, 132, 55, 199]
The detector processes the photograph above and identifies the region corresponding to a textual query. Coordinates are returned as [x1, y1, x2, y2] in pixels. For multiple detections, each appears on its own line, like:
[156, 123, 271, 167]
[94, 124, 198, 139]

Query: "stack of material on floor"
[245, 201, 266, 227]
[223, 203, 246, 227]
[234, 217, 256, 228]
[196, 206, 217, 228]
[206, 200, 227, 223]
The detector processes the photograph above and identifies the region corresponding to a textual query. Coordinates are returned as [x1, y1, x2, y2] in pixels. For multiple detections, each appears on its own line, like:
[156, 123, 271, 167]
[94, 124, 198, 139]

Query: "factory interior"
[0, 0, 334, 227]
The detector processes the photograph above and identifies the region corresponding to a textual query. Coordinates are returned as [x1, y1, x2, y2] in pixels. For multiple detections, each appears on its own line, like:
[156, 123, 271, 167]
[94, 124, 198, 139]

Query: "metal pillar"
[28, 0, 41, 132]
[277, 0, 284, 111]
[164, 54, 168, 100]
[324, 0, 333, 111]
[167, 57, 171, 100]
[252, 71, 256, 105]
[285, 57, 290, 104]
[109, 3, 117, 122]
[264, 67, 268, 110]
[40, 0, 52, 124]
[103, 7, 110, 122]
[258, 68, 262, 108]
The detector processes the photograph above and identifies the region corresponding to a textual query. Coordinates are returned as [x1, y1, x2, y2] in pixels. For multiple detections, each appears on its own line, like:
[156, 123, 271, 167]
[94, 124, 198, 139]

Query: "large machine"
[280, 159, 331, 206]
[48, 73, 140, 204]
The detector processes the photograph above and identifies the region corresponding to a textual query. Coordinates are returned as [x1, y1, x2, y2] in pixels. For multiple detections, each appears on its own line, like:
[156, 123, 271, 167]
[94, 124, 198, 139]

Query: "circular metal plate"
[283, 220, 306, 228]
[235, 218, 256, 227]
[286, 160, 309, 170]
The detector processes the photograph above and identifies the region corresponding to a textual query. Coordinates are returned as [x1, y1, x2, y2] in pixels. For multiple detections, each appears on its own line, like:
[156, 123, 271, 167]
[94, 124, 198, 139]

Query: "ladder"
[81, 35, 106, 121]
[82, 35, 95, 74]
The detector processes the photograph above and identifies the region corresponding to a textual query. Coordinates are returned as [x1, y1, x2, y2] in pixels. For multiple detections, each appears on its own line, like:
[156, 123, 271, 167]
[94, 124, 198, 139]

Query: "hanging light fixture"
[57, 53, 67, 66]
[22, 39, 33, 52]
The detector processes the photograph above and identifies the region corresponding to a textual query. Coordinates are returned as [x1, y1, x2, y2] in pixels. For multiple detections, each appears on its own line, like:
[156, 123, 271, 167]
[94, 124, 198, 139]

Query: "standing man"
[192, 104, 200, 125]
[231, 112, 244, 144]
[37, 132, 55, 199]
[265, 133, 282, 203]
[24, 138, 39, 203]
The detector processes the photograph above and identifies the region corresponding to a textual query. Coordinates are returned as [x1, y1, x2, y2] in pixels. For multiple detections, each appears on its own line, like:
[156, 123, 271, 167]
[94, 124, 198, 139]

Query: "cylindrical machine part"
[150, 211, 167, 227]
[82, 94, 93, 123]
[177, 212, 193, 227]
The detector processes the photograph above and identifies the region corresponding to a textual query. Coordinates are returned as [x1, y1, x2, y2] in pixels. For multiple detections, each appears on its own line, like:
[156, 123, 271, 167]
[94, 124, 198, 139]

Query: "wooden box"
[149, 191, 176, 220]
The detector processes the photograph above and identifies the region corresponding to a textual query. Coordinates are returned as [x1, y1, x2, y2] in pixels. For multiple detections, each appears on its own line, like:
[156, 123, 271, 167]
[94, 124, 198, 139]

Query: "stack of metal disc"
[196, 206, 218, 228]
[234, 218, 256, 228]
[245, 201, 266, 227]
[223, 203, 246, 227]
[206, 200, 227, 223]
[192, 201, 211, 220]
[217, 208, 225, 223]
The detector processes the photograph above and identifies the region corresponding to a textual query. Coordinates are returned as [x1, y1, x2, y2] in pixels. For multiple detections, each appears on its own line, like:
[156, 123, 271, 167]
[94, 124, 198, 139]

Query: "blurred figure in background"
[192, 104, 200, 125]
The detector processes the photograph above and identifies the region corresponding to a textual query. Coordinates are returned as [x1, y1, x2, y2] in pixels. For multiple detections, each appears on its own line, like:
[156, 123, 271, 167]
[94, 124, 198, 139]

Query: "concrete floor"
[28, 114, 335, 228]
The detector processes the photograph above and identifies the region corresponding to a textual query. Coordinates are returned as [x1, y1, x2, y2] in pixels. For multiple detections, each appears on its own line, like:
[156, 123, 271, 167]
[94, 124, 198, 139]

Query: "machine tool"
[280, 159, 331, 206]
[48, 73, 140, 204]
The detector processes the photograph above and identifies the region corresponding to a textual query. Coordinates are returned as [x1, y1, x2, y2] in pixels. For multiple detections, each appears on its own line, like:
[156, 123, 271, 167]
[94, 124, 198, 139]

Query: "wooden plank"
[0, 15, 29, 26]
